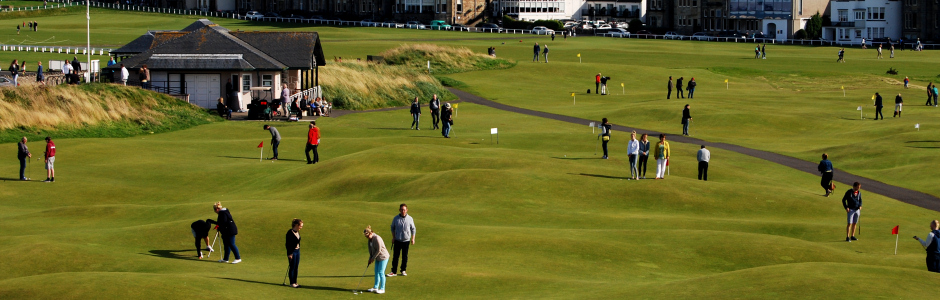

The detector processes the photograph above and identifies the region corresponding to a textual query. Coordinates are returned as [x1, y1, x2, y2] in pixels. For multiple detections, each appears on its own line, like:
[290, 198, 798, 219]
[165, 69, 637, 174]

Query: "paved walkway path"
[448, 88, 940, 212]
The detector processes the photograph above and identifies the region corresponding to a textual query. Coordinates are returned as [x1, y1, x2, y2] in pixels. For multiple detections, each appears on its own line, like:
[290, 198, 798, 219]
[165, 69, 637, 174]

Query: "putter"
[353, 253, 380, 295]
[208, 231, 220, 258]
[283, 257, 292, 286]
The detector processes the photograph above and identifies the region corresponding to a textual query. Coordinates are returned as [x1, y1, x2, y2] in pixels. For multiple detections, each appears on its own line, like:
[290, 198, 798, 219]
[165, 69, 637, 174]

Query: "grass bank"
[319, 61, 456, 110]
[380, 43, 516, 74]
[0, 83, 221, 143]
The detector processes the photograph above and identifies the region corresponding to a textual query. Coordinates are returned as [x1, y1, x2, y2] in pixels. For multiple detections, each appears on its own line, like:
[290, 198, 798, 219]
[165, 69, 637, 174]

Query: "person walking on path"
[838, 48, 846, 62]
[17, 137, 32, 181]
[363, 226, 390, 294]
[894, 93, 903, 117]
[877, 45, 883, 59]
[627, 131, 640, 180]
[429, 94, 441, 130]
[913, 220, 940, 273]
[904, 77, 909, 89]
[306, 121, 320, 164]
[36, 61, 44, 86]
[42, 137, 55, 182]
[676, 77, 685, 98]
[667, 76, 673, 99]
[9, 59, 19, 87]
[842, 182, 863, 242]
[533, 42, 540, 62]
[120, 64, 129, 86]
[761, 44, 766, 59]
[697, 145, 710, 181]
[207, 202, 241, 263]
[927, 83, 934, 106]
[600, 118, 611, 159]
[387, 204, 416, 277]
[264, 125, 281, 160]
[542, 44, 549, 63]
[441, 103, 453, 138]
[409, 97, 421, 130]
[873, 93, 884, 120]
[638, 134, 650, 179]
[190, 219, 213, 259]
[654, 134, 671, 179]
[285, 219, 303, 288]
[595, 73, 601, 94]
[681, 104, 692, 136]
[818, 153, 834, 197]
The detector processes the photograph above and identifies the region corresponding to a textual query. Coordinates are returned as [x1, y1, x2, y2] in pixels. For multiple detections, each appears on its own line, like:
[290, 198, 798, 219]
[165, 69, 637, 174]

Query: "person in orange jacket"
[306, 121, 320, 164]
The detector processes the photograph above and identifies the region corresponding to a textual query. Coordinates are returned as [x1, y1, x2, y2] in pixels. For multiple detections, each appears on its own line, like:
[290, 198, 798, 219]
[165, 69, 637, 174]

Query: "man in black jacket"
[207, 202, 241, 263]
[410, 97, 421, 130]
[285, 219, 303, 287]
[190, 219, 214, 259]
[873, 93, 884, 120]
[17, 137, 32, 180]
[842, 182, 863, 242]
[676, 77, 685, 98]
[667, 76, 673, 99]
[71, 57, 82, 85]
[681, 104, 692, 136]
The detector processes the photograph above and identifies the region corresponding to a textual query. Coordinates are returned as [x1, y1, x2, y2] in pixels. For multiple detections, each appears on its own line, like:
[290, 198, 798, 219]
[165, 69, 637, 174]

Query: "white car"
[531, 26, 554, 35]
[692, 32, 711, 41]
[607, 28, 630, 37]
[664, 31, 682, 39]
[245, 11, 263, 20]
[596, 24, 612, 30]
[405, 21, 427, 29]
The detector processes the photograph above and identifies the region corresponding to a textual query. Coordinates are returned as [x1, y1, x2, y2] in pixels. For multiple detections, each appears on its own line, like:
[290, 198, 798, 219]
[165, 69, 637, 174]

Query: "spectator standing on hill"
[139, 64, 150, 89]
[761, 44, 766, 59]
[904, 77, 909, 89]
[17, 137, 32, 181]
[32, 21, 36, 32]
[654, 134, 670, 179]
[43, 137, 55, 182]
[818, 153, 834, 196]
[697, 145, 710, 181]
[681, 104, 692, 136]
[36, 61, 44, 86]
[838, 48, 846, 62]
[533, 42, 540, 62]
[71, 57, 81, 84]
[9, 59, 19, 87]
[441, 103, 453, 138]
[190, 219, 213, 259]
[638, 134, 650, 179]
[120, 64, 129, 86]
[207, 202, 241, 263]
[285, 219, 303, 288]
[600, 118, 611, 159]
[264, 125, 281, 160]
[842, 182, 863, 242]
[676, 77, 685, 98]
[429, 94, 441, 130]
[667, 76, 673, 99]
[595, 73, 601, 94]
[542, 44, 549, 63]
[877, 44, 883, 59]
[913, 220, 940, 273]
[306, 121, 320, 164]
[409, 97, 421, 130]
[927, 83, 934, 106]
[387, 203, 416, 277]
[895, 93, 903, 117]
[873, 92, 884, 120]
[363, 226, 389, 294]
[16, 24, 20, 35]
[687, 78, 697, 98]
[627, 131, 639, 180]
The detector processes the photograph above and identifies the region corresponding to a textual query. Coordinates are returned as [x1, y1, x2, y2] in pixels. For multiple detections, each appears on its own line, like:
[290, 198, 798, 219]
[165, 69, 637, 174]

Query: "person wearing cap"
[441, 103, 453, 138]
[43, 137, 55, 182]
[697, 145, 710, 181]
[17, 137, 32, 181]
[913, 220, 940, 272]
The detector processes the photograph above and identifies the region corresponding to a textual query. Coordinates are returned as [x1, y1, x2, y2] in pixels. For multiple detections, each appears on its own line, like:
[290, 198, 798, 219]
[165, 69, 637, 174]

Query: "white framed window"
[456, 0, 462, 12]
[262, 74, 273, 87]
[854, 10, 864, 20]
[241, 74, 251, 92]
[838, 10, 847, 22]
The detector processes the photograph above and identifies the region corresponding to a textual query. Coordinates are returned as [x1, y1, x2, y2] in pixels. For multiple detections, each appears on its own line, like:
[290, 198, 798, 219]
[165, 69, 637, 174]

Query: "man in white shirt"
[62, 60, 72, 84]
[697, 145, 710, 181]
[914, 220, 940, 272]
[120, 64, 129, 86]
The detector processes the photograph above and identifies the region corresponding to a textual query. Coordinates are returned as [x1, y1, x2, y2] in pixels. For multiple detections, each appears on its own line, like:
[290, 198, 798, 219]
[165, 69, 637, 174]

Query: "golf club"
[208, 231, 219, 258]
[283, 257, 292, 286]
[353, 252, 379, 295]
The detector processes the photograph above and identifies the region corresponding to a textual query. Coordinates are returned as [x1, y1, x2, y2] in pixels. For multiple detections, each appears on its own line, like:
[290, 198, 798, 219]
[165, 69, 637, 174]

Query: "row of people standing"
[927, 83, 939, 107]
[409, 95, 454, 138]
[6, 59, 47, 86]
[600, 119, 678, 180]
[667, 76, 696, 99]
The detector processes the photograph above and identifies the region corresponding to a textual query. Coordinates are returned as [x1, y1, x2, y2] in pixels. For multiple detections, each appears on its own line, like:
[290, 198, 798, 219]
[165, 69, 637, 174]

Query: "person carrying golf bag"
[207, 202, 241, 264]
[17, 137, 32, 181]
[363, 225, 390, 294]
[285, 219, 303, 288]
[191, 219, 214, 259]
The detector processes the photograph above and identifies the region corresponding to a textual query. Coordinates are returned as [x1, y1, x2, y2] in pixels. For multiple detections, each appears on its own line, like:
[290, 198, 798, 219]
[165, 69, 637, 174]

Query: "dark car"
[717, 31, 747, 38]
[264, 12, 281, 18]
[477, 23, 503, 33]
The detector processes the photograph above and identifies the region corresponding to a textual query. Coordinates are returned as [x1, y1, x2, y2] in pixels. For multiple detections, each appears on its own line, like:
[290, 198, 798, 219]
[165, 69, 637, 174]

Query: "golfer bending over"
[286, 219, 303, 287]
[913, 220, 940, 273]
[190, 219, 214, 259]
[842, 182, 862, 242]
[264, 125, 281, 160]
[207, 202, 241, 263]
[363, 226, 389, 294]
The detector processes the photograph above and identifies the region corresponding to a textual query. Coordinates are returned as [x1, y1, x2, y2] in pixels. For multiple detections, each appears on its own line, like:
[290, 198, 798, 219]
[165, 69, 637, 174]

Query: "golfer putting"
[361, 226, 389, 294]
[190, 219, 214, 259]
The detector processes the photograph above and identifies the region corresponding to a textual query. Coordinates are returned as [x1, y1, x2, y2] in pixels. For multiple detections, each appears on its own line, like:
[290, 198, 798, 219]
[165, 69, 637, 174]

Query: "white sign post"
[491, 128, 498, 144]
[916, 123, 920, 131]
[589, 122, 595, 134]
[858, 106, 863, 119]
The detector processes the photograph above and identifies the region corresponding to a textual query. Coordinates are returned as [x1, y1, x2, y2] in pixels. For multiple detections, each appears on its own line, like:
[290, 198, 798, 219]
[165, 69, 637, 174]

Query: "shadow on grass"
[551, 156, 602, 160]
[369, 127, 412, 131]
[214, 277, 350, 292]
[299, 275, 366, 278]
[0, 177, 41, 182]
[906, 146, 940, 149]
[145, 249, 206, 261]
[570, 173, 631, 180]
[216, 156, 306, 162]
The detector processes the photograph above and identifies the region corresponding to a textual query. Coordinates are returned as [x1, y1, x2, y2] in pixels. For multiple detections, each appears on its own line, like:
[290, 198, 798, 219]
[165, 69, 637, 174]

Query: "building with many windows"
[901, 0, 939, 41]
[823, 0, 901, 44]
[674, 0, 701, 34]
[646, 0, 674, 28]
[579, 0, 646, 23]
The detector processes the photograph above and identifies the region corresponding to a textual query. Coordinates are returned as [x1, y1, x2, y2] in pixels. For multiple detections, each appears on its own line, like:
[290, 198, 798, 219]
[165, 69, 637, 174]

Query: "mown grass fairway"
[1, 8, 940, 299]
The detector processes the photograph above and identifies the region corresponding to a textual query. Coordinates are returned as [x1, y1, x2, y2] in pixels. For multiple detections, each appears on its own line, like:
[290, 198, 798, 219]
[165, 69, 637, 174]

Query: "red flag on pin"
[891, 225, 899, 235]
[257, 141, 264, 148]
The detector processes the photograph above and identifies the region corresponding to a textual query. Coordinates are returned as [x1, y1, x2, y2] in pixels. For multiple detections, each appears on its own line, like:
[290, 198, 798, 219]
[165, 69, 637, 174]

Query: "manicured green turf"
[2, 102, 940, 299]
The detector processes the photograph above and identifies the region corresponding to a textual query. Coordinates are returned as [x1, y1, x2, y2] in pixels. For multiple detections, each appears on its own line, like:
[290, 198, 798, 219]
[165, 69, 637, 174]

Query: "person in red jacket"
[595, 73, 601, 94]
[306, 121, 320, 164]
[43, 136, 55, 182]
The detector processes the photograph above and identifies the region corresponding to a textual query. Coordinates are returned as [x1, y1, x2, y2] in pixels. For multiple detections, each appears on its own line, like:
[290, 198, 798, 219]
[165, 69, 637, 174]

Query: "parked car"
[429, 20, 451, 30]
[263, 12, 281, 18]
[664, 31, 682, 39]
[360, 19, 377, 26]
[606, 28, 630, 37]
[405, 21, 427, 29]
[531, 26, 554, 35]
[451, 24, 467, 31]
[692, 32, 711, 41]
[563, 21, 579, 29]
[596, 24, 612, 30]
[635, 30, 652, 36]
[477, 23, 503, 32]
[717, 30, 747, 38]
[245, 11, 263, 20]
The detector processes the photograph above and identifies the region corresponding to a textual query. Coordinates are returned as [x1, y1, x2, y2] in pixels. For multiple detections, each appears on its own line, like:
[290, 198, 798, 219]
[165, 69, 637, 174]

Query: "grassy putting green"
[2, 102, 940, 298]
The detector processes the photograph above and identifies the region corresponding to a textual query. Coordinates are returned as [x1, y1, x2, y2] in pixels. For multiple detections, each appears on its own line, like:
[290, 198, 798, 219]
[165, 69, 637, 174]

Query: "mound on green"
[320, 61, 455, 110]
[380, 44, 516, 74]
[0, 84, 220, 143]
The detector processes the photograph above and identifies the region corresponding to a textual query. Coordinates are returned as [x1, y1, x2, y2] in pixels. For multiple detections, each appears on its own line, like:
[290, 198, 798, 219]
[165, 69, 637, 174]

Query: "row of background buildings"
[143, 0, 938, 42]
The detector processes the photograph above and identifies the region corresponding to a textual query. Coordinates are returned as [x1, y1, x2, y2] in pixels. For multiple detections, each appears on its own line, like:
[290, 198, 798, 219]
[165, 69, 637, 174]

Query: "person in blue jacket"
[207, 202, 241, 264]
[818, 153, 834, 197]
[842, 182, 862, 242]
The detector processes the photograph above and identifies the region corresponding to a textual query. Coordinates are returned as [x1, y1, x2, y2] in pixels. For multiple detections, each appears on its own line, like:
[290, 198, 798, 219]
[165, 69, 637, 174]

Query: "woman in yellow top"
[654, 133, 670, 179]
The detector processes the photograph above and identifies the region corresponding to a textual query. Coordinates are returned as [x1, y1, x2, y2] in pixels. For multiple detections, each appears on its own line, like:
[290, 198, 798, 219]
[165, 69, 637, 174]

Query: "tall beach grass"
[380, 44, 516, 74]
[320, 61, 456, 110]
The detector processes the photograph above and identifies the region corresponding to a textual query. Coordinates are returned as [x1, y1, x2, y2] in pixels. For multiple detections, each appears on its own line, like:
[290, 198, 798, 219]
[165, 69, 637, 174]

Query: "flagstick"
[895, 234, 899, 255]
[843, 89, 846, 97]
[726, 82, 728, 90]
[260, 146, 263, 162]
[573, 95, 576, 105]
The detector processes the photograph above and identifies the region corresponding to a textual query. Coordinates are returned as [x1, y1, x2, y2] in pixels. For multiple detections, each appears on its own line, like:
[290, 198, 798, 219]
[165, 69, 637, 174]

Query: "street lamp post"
[86, 0, 91, 83]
